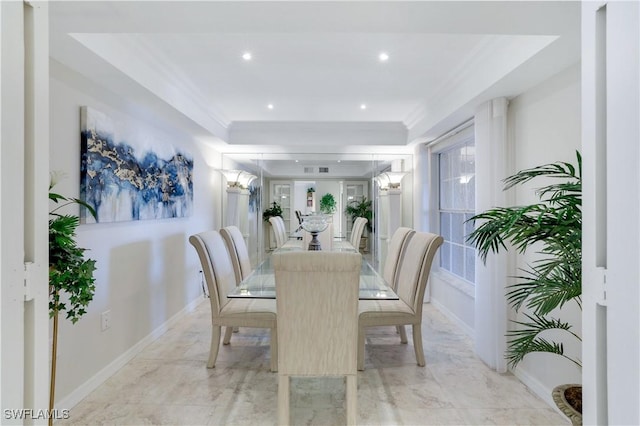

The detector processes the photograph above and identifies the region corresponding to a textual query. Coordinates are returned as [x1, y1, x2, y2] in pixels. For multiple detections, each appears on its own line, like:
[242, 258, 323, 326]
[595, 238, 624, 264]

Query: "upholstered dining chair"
[349, 217, 367, 251]
[269, 216, 288, 248]
[220, 225, 252, 283]
[220, 225, 253, 340]
[189, 230, 278, 372]
[357, 231, 443, 371]
[273, 251, 361, 425]
[382, 227, 416, 343]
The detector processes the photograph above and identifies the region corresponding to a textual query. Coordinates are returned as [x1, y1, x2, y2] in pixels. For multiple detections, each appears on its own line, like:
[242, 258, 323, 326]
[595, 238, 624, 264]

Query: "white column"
[583, 2, 640, 424]
[225, 188, 241, 228]
[377, 190, 389, 268]
[387, 189, 402, 242]
[474, 97, 509, 373]
[238, 189, 250, 245]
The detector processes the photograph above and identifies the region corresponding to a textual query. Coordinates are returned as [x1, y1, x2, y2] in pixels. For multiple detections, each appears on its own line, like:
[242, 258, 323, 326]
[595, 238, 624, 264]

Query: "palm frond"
[466, 152, 582, 368]
[506, 314, 582, 369]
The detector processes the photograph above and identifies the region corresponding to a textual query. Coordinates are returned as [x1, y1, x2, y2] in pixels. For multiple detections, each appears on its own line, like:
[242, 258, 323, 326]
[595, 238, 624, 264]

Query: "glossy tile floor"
[60, 300, 567, 425]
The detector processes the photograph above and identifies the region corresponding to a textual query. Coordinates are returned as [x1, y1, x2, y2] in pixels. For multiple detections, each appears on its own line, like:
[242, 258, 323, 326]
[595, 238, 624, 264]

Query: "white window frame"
[428, 124, 476, 294]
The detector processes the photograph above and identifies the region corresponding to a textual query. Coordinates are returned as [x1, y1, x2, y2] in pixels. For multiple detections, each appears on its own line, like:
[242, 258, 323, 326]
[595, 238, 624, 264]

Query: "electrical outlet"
[101, 310, 111, 331]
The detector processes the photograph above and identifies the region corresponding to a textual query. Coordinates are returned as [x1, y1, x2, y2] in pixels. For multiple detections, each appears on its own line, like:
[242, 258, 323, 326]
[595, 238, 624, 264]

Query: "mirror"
[220, 152, 413, 273]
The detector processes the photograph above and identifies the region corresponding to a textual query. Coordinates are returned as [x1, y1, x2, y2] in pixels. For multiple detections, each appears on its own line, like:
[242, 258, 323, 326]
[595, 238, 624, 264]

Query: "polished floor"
[60, 300, 567, 425]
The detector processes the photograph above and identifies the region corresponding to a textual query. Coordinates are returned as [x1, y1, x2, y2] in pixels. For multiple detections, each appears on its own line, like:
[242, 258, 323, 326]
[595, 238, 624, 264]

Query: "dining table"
[228, 239, 399, 300]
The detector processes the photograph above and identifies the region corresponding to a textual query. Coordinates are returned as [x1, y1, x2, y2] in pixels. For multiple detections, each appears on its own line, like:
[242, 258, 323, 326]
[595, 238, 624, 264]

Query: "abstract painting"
[80, 106, 193, 223]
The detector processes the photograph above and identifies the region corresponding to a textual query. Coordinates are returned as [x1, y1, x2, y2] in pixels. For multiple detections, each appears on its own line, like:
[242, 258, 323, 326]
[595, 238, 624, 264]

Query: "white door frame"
[582, 2, 640, 424]
[1, 1, 49, 422]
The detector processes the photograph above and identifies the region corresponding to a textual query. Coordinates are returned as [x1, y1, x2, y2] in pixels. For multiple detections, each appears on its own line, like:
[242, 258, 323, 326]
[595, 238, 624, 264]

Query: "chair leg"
[346, 374, 357, 425]
[412, 323, 425, 367]
[278, 374, 290, 426]
[207, 325, 221, 368]
[357, 324, 366, 371]
[270, 326, 278, 373]
[223, 326, 234, 345]
[398, 325, 408, 344]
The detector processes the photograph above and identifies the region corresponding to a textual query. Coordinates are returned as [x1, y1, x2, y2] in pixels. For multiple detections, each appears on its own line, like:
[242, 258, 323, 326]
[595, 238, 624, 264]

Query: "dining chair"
[220, 225, 252, 283]
[357, 231, 443, 371]
[382, 227, 416, 343]
[269, 216, 288, 248]
[220, 225, 253, 340]
[189, 230, 278, 372]
[273, 251, 361, 425]
[349, 217, 367, 250]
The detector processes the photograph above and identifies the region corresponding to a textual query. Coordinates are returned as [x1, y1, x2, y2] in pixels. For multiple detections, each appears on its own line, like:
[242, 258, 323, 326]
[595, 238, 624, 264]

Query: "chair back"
[349, 217, 367, 248]
[382, 227, 415, 290]
[273, 251, 361, 376]
[269, 216, 287, 248]
[189, 231, 237, 316]
[395, 232, 444, 315]
[220, 225, 252, 283]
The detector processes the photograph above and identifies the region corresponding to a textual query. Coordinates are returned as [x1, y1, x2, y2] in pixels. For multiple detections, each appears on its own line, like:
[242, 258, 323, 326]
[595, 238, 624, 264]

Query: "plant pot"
[552, 384, 582, 425]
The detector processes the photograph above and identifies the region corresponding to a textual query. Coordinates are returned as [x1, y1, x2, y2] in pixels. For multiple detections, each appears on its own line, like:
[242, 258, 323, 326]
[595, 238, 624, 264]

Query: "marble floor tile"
[59, 302, 568, 425]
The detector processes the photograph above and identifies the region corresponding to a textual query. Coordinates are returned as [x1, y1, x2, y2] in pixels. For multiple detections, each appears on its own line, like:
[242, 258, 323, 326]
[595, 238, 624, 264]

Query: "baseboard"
[57, 296, 206, 410]
[429, 299, 475, 339]
[512, 366, 560, 413]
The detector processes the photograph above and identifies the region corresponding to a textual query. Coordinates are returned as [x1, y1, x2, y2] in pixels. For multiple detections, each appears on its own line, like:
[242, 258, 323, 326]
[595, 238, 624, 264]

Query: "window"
[438, 139, 475, 283]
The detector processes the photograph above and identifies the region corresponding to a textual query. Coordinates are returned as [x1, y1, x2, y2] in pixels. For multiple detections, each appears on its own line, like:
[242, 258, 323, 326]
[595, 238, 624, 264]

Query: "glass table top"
[228, 244, 398, 300]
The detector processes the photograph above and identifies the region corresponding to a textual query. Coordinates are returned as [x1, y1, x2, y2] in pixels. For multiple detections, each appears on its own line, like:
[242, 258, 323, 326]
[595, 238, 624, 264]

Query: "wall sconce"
[220, 169, 257, 189]
[375, 173, 390, 191]
[375, 171, 407, 190]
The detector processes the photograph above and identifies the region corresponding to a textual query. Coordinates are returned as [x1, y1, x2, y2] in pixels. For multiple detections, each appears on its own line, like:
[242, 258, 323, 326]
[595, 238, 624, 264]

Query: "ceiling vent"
[319, 167, 329, 173]
[304, 166, 314, 174]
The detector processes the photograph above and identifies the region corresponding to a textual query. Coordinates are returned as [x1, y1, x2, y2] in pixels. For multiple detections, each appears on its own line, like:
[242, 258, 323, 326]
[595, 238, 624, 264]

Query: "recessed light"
[242, 52, 252, 61]
[360, 104, 367, 110]
[267, 104, 274, 110]
[378, 52, 389, 62]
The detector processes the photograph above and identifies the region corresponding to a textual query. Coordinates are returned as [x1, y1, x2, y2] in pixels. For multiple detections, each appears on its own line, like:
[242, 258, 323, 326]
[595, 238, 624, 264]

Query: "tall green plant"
[466, 152, 582, 368]
[48, 175, 97, 425]
[344, 197, 373, 233]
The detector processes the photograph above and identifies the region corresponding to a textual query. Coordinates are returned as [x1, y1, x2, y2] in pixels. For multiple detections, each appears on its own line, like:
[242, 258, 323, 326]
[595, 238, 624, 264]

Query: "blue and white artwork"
[80, 106, 193, 223]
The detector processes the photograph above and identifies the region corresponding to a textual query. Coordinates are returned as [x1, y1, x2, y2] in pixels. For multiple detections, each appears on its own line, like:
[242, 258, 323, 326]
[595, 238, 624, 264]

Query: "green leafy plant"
[262, 201, 283, 222]
[49, 180, 97, 323]
[466, 152, 582, 369]
[48, 174, 98, 424]
[319, 193, 337, 215]
[307, 187, 315, 193]
[344, 197, 373, 233]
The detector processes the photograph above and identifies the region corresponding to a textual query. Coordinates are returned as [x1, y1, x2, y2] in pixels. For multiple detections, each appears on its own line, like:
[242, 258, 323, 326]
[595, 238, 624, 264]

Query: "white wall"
[427, 63, 581, 404]
[49, 68, 222, 405]
[507, 63, 582, 398]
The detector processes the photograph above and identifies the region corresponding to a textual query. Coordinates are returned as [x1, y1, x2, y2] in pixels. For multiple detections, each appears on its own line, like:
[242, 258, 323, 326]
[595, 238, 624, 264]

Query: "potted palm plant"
[345, 197, 373, 252]
[466, 152, 582, 424]
[262, 201, 283, 222]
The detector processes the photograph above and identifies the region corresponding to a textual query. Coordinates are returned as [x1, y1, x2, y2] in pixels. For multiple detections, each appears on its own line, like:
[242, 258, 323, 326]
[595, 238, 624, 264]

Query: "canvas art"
[80, 106, 193, 223]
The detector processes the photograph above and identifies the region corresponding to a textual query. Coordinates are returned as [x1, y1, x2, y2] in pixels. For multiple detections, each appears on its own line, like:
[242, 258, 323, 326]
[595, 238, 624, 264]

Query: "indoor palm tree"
[467, 152, 582, 369]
